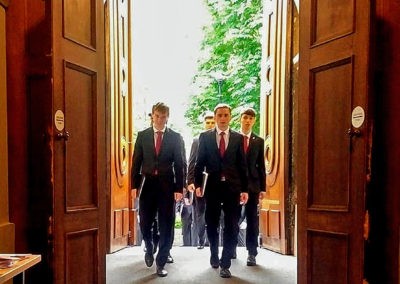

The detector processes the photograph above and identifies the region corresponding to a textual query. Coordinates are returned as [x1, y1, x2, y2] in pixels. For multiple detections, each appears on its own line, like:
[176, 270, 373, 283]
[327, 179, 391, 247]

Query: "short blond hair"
[203, 111, 214, 120]
[213, 103, 231, 114]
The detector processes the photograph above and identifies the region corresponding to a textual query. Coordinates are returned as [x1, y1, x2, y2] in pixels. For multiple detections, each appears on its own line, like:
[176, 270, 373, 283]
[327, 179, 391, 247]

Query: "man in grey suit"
[131, 102, 184, 277]
[193, 103, 248, 278]
[238, 107, 266, 266]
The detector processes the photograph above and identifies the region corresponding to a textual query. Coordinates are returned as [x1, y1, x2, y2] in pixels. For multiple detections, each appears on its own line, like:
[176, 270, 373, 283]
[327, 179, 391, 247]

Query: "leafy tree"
[185, 0, 263, 136]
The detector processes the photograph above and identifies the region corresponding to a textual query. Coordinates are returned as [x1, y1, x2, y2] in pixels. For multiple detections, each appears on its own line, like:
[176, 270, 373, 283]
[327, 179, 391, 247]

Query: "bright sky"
[132, 0, 210, 146]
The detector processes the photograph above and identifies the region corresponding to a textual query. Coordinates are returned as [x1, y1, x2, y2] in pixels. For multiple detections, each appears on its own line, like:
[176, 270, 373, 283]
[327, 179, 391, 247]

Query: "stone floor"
[106, 245, 297, 284]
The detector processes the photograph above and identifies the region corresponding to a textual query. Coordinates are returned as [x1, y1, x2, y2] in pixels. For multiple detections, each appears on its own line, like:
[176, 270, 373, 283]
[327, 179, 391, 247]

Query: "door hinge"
[363, 210, 370, 240]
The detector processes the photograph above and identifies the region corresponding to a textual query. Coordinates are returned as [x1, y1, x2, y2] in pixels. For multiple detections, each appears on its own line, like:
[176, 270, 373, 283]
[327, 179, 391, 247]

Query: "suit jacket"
[245, 133, 266, 193]
[194, 129, 247, 194]
[131, 127, 184, 193]
[181, 136, 188, 187]
[187, 137, 199, 185]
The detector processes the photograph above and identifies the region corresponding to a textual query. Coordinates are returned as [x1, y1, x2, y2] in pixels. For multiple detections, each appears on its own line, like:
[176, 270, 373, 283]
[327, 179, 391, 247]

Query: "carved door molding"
[107, 0, 134, 252]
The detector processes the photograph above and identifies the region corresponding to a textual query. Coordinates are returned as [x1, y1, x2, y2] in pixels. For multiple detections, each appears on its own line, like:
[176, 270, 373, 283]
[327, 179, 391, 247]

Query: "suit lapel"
[146, 128, 157, 156]
[248, 133, 259, 156]
[247, 133, 254, 155]
[210, 129, 220, 156]
[158, 127, 169, 156]
[224, 129, 237, 157]
[226, 129, 234, 154]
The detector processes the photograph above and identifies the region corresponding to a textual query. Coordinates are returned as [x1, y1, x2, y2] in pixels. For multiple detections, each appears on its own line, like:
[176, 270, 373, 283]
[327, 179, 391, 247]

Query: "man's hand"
[195, 187, 202, 197]
[240, 192, 249, 204]
[174, 192, 183, 201]
[187, 183, 195, 192]
[259, 191, 266, 200]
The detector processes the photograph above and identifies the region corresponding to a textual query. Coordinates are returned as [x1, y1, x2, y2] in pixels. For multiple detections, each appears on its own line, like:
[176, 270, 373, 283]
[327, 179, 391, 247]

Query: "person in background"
[192, 103, 248, 278]
[131, 102, 184, 277]
[178, 139, 193, 246]
[238, 107, 266, 266]
[178, 188, 195, 246]
[187, 111, 215, 249]
[233, 205, 247, 257]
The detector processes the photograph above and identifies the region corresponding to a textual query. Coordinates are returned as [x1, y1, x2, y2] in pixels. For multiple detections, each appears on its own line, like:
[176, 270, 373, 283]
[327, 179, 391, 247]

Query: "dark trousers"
[151, 216, 160, 248]
[205, 181, 241, 269]
[181, 205, 193, 246]
[245, 192, 260, 256]
[139, 176, 175, 267]
[237, 205, 246, 247]
[194, 196, 207, 246]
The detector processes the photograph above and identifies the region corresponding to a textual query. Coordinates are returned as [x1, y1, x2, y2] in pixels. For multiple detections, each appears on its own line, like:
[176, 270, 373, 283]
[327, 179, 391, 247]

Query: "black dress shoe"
[156, 266, 168, 277]
[144, 252, 154, 267]
[166, 254, 174, 263]
[219, 268, 231, 278]
[210, 255, 219, 268]
[247, 255, 256, 266]
[197, 245, 204, 249]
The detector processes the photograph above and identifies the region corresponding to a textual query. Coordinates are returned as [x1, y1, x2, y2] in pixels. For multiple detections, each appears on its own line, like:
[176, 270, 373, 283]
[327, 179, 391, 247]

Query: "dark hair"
[213, 103, 232, 114]
[240, 107, 256, 117]
[152, 102, 169, 115]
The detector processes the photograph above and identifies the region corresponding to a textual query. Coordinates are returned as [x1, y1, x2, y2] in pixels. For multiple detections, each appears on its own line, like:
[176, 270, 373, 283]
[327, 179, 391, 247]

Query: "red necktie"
[155, 131, 162, 155]
[244, 135, 249, 153]
[219, 132, 226, 157]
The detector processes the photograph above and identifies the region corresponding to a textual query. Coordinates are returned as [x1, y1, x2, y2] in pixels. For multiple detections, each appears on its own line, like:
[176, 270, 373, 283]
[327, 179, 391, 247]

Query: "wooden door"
[297, 0, 371, 283]
[107, 0, 134, 253]
[52, 0, 106, 283]
[259, 0, 291, 254]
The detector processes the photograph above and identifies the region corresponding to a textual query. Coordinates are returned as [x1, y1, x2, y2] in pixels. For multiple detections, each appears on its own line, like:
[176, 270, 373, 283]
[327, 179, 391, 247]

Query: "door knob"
[347, 128, 361, 137]
[56, 131, 70, 140]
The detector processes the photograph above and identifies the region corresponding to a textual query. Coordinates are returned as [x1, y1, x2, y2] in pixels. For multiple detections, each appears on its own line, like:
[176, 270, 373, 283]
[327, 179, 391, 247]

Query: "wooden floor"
[106, 245, 297, 284]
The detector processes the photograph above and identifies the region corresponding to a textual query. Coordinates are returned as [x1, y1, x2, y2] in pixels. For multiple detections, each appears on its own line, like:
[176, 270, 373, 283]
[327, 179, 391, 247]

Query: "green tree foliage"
[185, 0, 263, 136]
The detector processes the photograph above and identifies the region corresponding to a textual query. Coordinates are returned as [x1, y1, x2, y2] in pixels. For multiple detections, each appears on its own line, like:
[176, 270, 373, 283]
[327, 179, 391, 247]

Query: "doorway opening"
[128, 0, 299, 257]
[107, 0, 299, 263]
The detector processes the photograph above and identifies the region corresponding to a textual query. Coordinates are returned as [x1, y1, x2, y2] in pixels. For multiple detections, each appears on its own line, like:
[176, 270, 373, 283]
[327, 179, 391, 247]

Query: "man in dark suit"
[142, 112, 176, 263]
[238, 107, 266, 266]
[131, 102, 184, 277]
[187, 111, 215, 249]
[193, 103, 248, 278]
